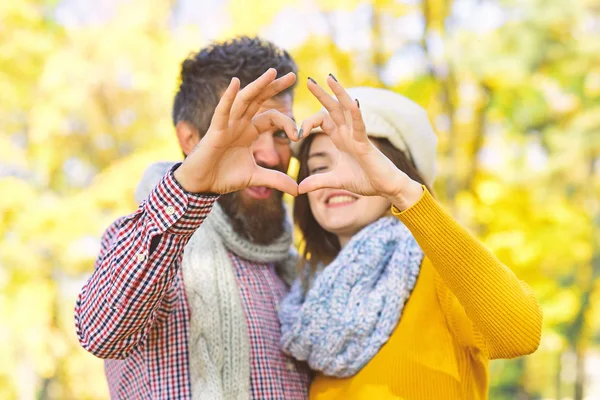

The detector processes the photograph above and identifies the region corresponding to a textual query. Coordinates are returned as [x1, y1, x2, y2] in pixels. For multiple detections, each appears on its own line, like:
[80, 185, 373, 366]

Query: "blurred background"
[1, 0, 599, 398]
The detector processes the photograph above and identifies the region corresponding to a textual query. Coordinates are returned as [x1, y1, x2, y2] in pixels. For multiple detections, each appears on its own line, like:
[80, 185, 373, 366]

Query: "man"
[75, 37, 309, 399]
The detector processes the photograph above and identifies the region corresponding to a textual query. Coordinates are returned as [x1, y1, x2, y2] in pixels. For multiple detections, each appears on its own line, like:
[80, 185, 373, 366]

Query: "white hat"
[295, 87, 438, 187]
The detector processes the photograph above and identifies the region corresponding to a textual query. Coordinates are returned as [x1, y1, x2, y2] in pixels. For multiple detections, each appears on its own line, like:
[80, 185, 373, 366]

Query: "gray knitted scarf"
[135, 162, 296, 400]
[279, 217, 423, 377]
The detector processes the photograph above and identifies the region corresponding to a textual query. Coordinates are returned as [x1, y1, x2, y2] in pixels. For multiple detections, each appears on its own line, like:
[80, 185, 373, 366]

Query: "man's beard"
[218, 188, 286, 245]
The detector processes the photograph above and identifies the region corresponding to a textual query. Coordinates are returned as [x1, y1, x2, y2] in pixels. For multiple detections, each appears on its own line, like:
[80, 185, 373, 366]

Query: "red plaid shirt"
[75, 166, 310, 399]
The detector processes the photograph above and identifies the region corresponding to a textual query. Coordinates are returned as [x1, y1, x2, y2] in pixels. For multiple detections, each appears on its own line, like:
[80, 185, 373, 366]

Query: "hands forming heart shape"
[174, 69, 423, 210]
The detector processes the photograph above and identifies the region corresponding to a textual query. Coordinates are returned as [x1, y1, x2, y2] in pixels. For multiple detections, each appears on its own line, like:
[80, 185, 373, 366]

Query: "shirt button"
[286, 361, 296, 372]
[165, 205, 175, 215]
[136, 253, 146, 262]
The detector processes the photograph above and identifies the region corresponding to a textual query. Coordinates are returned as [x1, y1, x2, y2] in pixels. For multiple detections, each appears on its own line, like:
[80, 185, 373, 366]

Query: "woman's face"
[305, 134, 391, 246]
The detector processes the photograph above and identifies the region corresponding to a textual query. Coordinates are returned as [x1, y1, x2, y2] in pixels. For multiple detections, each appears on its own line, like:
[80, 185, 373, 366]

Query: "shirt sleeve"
[74, 164, 219, 359]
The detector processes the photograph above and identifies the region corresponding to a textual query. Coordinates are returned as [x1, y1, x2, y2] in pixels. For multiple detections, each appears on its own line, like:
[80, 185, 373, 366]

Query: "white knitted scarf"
[135, 162, 296, 400]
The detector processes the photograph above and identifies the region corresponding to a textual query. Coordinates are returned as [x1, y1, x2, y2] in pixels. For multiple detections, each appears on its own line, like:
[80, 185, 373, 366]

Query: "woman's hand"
[298, 75, 423, 210]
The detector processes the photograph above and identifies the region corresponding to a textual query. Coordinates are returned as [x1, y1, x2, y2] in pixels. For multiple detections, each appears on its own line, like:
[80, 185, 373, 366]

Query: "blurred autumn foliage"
[1, 0, 599, 399]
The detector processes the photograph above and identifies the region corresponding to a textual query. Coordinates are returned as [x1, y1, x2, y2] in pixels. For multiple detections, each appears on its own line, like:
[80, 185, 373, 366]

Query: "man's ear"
[176, 121, 201, 156]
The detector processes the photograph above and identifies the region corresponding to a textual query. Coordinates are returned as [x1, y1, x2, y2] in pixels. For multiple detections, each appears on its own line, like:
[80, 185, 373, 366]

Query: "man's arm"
[74, 166, 218, 359]
[74, 70, 300, 359]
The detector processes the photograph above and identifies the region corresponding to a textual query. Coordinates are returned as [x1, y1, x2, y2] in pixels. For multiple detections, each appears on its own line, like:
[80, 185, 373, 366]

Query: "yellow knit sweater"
[309, 189, 542, 400]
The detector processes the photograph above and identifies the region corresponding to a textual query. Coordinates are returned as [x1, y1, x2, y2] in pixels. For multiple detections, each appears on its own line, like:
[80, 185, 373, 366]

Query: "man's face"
[218, 94, 294, 245]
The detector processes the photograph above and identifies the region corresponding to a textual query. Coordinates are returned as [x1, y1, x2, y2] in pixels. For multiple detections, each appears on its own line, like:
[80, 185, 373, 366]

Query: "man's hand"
[174, 68, 299, 196]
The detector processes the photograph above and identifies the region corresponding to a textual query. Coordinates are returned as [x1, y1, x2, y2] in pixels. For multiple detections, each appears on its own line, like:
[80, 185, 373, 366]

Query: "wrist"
[385, 179, 424, 212]
[173, 162, 211, 194]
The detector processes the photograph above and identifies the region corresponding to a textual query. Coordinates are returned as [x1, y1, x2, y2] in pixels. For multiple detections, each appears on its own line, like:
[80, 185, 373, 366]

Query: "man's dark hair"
[172, 36, 298, 138]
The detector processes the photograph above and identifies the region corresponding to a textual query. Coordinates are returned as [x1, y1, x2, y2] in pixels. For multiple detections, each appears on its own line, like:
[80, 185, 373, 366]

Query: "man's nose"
[252, 133, 281, 168]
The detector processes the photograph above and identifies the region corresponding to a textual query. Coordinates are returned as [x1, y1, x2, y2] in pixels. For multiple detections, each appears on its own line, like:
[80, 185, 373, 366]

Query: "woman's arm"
[393, 187, 542, 359]
[297, 75, 542, 359]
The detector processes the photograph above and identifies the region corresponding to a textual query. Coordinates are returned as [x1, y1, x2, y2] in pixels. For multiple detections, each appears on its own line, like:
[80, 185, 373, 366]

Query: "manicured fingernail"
[329, 73, 338, 82]
[355, 99, 360, 108]
[298, 127, 304, 140]
[308, 77, 316, 84]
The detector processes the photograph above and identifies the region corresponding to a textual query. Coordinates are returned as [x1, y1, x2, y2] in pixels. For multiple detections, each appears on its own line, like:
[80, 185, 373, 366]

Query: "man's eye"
[274, 130, 289, 140]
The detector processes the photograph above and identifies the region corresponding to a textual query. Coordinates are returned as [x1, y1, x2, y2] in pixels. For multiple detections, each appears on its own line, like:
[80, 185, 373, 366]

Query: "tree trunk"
[574, 346, 585, 400]
[370, 6, 385, 86]
[555, 351, 562, 400]
[422, 0, 457, 206]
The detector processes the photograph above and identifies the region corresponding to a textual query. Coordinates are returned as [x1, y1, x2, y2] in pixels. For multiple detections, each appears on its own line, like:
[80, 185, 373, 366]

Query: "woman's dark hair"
[293, 134, 433, 275]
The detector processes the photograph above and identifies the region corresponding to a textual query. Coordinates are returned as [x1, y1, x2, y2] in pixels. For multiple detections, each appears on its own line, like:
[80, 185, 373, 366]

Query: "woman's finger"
[349, 99, 368, 142]
[250, 167, 299, 197]
[327, 76, 369, 142]
[307, 77, 346, 127]
[298, 110, 337, 140]
[297, 171, 341, 194]
[327, 75, 355, 111]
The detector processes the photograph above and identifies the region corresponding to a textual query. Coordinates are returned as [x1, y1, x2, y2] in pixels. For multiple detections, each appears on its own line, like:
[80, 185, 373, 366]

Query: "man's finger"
[229, 68, 277, 121]
[298, 172, 340, 194]
[252, 110, 298, 140]
[208, 77, 240, 134]
[244, 72, 297, 118]
[257, 72, 297, 103]
[250, 167, 299, 197]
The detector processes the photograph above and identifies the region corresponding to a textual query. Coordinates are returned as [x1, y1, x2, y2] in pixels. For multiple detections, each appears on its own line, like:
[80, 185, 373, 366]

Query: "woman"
[279, 76, 542, 399]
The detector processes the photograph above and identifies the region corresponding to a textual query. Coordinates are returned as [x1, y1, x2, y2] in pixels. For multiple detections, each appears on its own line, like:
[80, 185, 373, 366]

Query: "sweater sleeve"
[392, 188, 542, 359]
